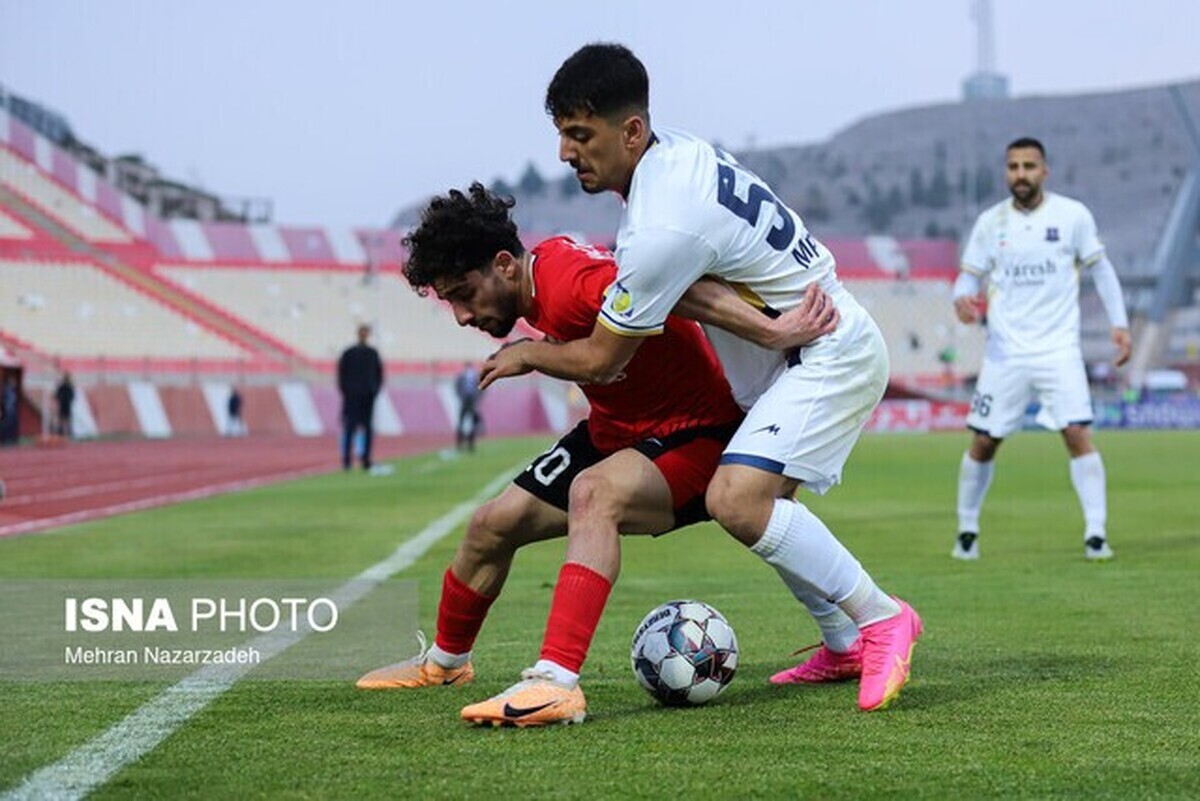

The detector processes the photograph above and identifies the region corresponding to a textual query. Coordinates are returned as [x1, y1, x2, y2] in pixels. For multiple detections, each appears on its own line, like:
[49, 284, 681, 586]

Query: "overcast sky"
[2, 1, 1197, 228]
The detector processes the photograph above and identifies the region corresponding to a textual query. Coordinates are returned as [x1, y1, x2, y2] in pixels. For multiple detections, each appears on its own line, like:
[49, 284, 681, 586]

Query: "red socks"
[436, 562, 614, 674]
[539, 562, 613, 673]
[434, 568, 496, 656]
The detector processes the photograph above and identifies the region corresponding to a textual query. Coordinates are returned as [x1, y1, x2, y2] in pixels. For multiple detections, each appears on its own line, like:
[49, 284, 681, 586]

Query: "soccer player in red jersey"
[357, 183, 837, 725]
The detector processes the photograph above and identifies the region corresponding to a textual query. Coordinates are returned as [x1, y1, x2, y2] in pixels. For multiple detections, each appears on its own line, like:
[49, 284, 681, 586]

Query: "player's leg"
[1038, 354, 1113, 559]
[462, 429, 724, 726]
[954, 430, 1002, 559]
[358, 425, 605, 690]
[529, 447, 680, 687]
[955, 357, 1029, 558]
[709, 325, 920, 710]
[1063, 425, 1111, 559]
[706, 463, 875, 679]
[356, 483, 568, 690]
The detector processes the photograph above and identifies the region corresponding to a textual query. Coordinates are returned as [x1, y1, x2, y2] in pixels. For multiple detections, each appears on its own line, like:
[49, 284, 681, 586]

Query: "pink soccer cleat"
[769, 640, 863, 685]
[857, 599, 923, 711]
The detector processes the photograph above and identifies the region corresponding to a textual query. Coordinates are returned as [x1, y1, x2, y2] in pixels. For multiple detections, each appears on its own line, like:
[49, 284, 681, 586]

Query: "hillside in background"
[393, 80, 1200, 277]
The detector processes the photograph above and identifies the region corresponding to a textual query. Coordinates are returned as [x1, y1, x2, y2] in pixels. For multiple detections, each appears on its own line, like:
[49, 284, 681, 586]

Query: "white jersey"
[598, 127, 868, 409]
[961, 192, 1105, 361]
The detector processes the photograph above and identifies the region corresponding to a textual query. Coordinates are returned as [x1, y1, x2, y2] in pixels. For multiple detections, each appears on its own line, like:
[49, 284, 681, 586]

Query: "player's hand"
[479, 341, 534, 390]
[769, 284, 839, 349]
[1112, 327, 1132, 368]
[954, 294, 984, 324]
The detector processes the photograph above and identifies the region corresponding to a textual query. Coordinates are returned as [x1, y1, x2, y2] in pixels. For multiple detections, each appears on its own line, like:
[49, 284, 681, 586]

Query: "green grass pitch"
[1, 431, 1197, 799]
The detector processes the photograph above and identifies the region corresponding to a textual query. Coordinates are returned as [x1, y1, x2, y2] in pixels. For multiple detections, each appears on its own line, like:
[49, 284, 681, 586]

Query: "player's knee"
[462, 502, 519, 562]
[567, 468, 624, 523]
[1062, 425, 1093, 458]
[970, 434, 1000, 462]
[705, 475, 751, 539]
[707, 470, 780, 546]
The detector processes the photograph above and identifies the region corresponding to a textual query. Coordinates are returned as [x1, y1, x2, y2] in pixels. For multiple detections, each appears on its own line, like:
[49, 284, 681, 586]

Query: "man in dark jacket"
[0, 374, 19, 446]
[338, 324, 383, 470]
[55, 372, 75, 438]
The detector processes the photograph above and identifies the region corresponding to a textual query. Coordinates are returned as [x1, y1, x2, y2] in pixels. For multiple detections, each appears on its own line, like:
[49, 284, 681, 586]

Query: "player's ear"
[622, 114, 646, 150]
[493, 250, 518, 279]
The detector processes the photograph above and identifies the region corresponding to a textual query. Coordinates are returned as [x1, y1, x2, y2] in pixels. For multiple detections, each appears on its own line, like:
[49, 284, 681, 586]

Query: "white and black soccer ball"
[630, 600, 738, 707]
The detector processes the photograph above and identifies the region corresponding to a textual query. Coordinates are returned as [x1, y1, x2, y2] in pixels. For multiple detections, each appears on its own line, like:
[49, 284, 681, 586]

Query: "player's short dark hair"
[1006, 137, 1046, 158]
[545, 42, 649, 122]
[402, 183, 524, 295]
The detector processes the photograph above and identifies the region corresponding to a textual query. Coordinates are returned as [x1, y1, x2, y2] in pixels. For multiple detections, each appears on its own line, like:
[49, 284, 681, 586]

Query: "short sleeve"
[600, 228, 718, 336]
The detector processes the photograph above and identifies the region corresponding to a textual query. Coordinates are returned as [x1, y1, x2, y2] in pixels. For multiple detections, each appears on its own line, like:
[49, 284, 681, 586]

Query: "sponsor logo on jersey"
[752, 424, 781, 435]
[1045, 227, 1060, 242]
[1004, 259, 1056, 286]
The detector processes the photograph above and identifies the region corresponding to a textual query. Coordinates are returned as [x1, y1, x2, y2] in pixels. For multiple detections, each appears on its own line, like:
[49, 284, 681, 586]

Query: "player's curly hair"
[402, 182, 524, 295]
[545, 42, 649, 122]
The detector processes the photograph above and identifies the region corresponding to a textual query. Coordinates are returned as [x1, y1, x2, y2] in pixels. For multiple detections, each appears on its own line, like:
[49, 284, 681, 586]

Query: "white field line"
[1, 467, 515, 801]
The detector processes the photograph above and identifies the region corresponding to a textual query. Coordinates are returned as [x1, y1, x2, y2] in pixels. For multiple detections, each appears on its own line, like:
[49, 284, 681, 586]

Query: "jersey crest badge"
[607, 281, 634, 318]
[1045, 227, 1060, 242]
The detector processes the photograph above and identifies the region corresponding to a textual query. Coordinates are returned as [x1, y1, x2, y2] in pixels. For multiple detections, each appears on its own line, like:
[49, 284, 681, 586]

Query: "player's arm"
[480, 324, 642, 389]
[480, 229, 711, 389]
[952, 270, 986, 323]
[955, 214, 994, 323]
[674, 279, 838, 350]
[1086, 253, 1132, 367]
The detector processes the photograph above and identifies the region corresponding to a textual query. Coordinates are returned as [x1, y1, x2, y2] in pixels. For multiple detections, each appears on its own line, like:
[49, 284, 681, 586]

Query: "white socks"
[1069, 452, 1107, 538]
[751, 499, 898, 634]
[428, 643, 469, 669]
[839, 574, 902, 628]
[810, 606, 863, 652]
[532, 659, 579, 688]
[957, 452, 994, 533]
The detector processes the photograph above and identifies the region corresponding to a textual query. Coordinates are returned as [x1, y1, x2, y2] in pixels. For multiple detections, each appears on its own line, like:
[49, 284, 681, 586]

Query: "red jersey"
[525, 237, 742, 453]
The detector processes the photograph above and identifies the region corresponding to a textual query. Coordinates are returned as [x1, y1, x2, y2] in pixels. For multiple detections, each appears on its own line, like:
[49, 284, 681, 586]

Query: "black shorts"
[512, 420, 739, 530]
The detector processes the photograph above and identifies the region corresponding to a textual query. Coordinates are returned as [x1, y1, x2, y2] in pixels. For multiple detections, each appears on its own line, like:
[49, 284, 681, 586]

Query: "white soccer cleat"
[951, 532, 979, 560]
[1084, 536, 1114, 561]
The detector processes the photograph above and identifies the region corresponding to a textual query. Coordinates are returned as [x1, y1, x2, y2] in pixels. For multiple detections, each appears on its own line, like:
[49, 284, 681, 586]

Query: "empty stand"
[848, 279, 985, 381]
[0, 206, 31, 239]
[0, 147, 131, 243]
[1, 259, 249, 361]
[156, 265, 497, 363]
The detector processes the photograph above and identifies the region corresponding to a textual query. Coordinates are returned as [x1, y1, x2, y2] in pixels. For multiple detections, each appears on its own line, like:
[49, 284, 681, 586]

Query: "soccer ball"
[630, 600, 738, 707]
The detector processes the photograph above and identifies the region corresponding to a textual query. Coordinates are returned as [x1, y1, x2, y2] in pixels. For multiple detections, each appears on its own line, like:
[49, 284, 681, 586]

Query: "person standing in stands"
[338, 324, 384, 471]
[54, 371, 75, 438]
[454, 362, 482, 452]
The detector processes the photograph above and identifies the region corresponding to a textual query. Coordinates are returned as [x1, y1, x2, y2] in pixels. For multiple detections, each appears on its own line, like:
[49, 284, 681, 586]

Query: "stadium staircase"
[0, 326, 58, 377]
[0, 184, 317, 377]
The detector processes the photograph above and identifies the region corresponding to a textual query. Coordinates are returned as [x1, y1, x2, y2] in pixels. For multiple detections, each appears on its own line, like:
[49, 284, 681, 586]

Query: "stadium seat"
[156, 264, 497, 363]
[0, 259, 248, 360]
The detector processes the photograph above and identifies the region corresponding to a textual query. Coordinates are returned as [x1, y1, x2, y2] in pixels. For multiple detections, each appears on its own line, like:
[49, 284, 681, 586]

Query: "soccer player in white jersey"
[952, 137, 1131, 562]
[476, 43, 922, 716]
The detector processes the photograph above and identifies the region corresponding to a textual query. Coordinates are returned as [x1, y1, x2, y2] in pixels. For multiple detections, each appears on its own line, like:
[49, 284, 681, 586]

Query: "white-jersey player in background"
[952, 137, 1131, 562]
[479, 42, 922, 715]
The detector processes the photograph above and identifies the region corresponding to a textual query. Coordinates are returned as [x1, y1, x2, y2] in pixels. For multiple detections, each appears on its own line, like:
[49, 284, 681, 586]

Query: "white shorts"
[967, 350, 1093, 439]
[720, 309, 888, 494]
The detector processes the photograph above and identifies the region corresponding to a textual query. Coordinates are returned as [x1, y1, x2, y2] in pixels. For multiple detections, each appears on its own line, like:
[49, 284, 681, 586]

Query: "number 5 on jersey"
[714, 156, 822, 267]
